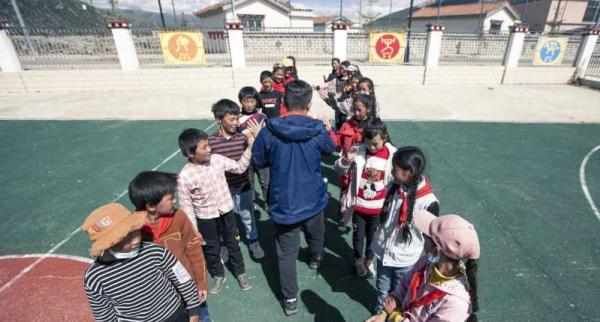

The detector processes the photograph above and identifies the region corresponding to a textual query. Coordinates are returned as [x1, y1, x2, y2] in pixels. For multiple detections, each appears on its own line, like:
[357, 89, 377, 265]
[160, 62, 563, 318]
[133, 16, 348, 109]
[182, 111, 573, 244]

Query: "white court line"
[580, 144, 600, 222]
[0, 254, 93, 264]
[0, 122, 216, 295]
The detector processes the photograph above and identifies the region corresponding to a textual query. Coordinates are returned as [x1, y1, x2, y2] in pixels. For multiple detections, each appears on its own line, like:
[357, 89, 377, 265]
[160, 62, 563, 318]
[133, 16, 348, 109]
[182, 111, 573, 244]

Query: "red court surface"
[0, 255, 93, 322]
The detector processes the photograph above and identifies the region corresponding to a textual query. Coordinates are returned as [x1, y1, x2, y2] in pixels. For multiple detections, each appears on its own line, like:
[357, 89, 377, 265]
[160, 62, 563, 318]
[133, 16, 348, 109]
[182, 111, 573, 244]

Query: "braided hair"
[391, 146, 427, 243]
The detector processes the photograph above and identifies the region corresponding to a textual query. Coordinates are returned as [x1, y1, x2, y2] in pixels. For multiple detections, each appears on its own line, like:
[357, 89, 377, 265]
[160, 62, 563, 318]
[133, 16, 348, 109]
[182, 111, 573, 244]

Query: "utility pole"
[405, 0, 415, 63]
[231, 0, 238, 21]
[551, 0, 563, 33]
[339, 0, 343, 19]
[157, 0, 166, 28]
[359, 0, 363, 27]
[171, 0, 177, 25]
[9, 0, 35, 55]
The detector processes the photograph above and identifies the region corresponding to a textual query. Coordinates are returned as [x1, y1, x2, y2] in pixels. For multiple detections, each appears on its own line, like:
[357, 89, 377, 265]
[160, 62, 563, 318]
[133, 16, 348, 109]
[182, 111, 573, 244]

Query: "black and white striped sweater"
[84, 242, 200, 322]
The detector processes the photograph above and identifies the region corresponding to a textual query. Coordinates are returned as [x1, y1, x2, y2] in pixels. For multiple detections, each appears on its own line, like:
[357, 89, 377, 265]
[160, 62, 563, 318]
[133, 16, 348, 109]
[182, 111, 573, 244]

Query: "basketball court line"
[580, 144, 600, 222]
[0, 122, 216, 296]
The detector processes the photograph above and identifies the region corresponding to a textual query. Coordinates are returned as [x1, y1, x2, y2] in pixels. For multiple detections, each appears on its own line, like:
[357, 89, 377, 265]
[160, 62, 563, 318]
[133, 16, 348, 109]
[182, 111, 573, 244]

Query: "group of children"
[81, 57, 481, 322]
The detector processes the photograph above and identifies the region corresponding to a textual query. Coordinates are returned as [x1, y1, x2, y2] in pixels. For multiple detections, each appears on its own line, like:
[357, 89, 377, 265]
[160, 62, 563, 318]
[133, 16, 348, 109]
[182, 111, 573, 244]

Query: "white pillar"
[573, 28, 600, 80]
[226, 22, 245, 68]
[332, 21, 348, 61]
[108, 20, 139, 71]
[503, 24, 528, 68]
[424, 24, 444, 67]
[0, 19, 22, 72]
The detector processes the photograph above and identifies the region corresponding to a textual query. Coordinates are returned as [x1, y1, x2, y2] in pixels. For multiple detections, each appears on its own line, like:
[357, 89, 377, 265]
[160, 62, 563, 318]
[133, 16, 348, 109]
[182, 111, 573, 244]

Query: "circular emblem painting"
[168, 33, 198, 61]
[375, 34, 400, 59]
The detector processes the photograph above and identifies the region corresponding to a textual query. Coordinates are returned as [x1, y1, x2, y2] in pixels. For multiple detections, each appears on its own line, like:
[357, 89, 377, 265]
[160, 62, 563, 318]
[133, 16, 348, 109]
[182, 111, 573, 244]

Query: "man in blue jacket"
[252, 79, 335, 316]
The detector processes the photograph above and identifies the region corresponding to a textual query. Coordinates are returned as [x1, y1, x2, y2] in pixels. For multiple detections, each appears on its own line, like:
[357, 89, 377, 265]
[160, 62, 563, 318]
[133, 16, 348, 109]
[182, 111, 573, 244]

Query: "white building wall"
[227, 0, 291, 27]
[483, 9, 516, 33]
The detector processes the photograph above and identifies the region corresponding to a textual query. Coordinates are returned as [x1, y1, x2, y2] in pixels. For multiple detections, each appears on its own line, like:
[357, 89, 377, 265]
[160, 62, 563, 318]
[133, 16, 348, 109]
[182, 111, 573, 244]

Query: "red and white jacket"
[334, 142, 397, 216]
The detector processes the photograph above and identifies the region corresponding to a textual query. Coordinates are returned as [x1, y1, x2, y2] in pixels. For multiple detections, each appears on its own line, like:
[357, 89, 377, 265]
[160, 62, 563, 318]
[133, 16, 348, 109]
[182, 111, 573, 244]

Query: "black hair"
[260, 70, 272, 83]
[238, 86, 261, 106]
[178, 128, 208, 159]
[392, 146, 427, 243]
[353, 93, 378, 120]
[286, 55, 298, 78]
[358, 77, 377, 113]
[331, 57, 340, 65]
[466, 259, 479, 322]
[211, 98, 240, 120]
[284, 80, 312, 111]
[341, 60, 351, 67]
[272, 64, 285, 73]
[363, 117, 389, 142]
[128, 171, 178, 211]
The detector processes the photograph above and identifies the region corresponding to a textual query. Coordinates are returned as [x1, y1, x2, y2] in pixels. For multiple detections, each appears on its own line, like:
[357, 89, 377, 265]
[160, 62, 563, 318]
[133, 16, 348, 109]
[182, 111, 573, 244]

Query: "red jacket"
[272, 81, 288, 116]
[329, 119, 364, 154]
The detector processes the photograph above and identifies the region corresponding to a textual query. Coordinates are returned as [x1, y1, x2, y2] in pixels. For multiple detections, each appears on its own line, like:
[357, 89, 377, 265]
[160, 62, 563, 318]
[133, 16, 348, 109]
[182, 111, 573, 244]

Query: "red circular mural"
[375, 34, 401, 60]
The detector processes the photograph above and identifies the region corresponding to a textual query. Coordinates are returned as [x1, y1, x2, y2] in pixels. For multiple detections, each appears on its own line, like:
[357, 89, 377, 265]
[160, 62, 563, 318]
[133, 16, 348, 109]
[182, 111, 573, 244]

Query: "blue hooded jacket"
[252, 115, 335, 225]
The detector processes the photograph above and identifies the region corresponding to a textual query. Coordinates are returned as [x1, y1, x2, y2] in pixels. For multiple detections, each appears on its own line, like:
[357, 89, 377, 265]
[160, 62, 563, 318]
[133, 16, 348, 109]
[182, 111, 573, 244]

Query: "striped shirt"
[208, 132, 250, 192]
[84, 242, 201, 322]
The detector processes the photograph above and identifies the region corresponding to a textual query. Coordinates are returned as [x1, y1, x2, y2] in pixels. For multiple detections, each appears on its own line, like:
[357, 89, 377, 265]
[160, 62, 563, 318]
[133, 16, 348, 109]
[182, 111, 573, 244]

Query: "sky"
[89, 0, 423, 20]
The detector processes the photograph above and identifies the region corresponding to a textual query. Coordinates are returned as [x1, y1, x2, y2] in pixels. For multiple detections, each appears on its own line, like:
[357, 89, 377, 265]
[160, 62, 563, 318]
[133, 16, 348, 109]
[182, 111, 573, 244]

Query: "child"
[324, 57, 341, 83]
[329, 93, 376, 154]
[82, 203, 202, 322]
[258, 70, 284, 118]
[238, 87, 270, 212]
[370, 146, 440, 314]
[177, 123, 259, 295]
[208, 99, 265, 261]
[283, 56, 298, 82]
[272, 64, 286, 94]
[334, 119, 396, 278]
[357, 77, 378, 115]
[366, 211, 480, 322]
[128, 171, 212, 322]
[238, 86, 267, 130]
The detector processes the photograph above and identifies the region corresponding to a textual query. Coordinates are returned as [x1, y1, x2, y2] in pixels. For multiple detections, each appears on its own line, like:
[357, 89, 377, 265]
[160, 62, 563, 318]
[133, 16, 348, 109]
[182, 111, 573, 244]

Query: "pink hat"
[414, 210, 480, 260]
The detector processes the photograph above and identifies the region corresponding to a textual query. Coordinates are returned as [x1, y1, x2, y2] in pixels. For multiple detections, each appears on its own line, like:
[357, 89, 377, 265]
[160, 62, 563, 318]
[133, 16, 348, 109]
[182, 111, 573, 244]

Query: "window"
[489, 20, 503, 34]
[583, 0, 600, 22]
[239, 14, 264, 31]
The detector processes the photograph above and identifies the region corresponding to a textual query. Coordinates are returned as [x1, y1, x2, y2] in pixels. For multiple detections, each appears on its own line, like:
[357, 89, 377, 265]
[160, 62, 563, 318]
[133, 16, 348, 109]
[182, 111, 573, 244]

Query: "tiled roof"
[414, 1, 507, 18]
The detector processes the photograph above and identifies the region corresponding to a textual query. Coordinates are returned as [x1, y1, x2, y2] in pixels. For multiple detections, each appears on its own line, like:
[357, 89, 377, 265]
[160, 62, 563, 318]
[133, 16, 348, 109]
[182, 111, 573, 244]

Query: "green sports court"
[1, 119, 599, 321]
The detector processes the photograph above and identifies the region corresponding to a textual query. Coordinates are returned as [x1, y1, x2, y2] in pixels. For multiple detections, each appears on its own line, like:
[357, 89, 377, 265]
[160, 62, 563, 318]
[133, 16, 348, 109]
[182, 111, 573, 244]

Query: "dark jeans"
[352, 212, 380, 260]
[197, 212, 245, 277]
[274, 211, 325, 300]
[164, 304, 187, 322]
[253, 165, 270, 202]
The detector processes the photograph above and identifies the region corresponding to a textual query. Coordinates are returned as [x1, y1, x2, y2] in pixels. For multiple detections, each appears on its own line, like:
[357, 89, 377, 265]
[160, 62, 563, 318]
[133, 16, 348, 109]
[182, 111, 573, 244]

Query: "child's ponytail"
[400, 179, 419, 243]
[466, 259, 479, 322]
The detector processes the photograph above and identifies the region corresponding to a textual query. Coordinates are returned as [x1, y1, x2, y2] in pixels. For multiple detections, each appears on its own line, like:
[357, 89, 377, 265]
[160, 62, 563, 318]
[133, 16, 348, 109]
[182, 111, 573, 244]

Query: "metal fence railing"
[130, 27, 230, 67]
[440, 33, 510, 65]
[244, 31, 332, 65]
[7, 27, 120, 70]
[585, 41, 600, 79]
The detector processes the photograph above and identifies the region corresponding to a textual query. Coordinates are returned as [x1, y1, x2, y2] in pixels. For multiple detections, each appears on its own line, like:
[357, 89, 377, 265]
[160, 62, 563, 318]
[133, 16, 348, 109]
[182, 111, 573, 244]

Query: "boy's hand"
[383, 295, 398, 314]
[244, 119, 263, 141]
[198, 289, 207, 303]
[189, 315, 199, 322]
[323, 119, 332, 131]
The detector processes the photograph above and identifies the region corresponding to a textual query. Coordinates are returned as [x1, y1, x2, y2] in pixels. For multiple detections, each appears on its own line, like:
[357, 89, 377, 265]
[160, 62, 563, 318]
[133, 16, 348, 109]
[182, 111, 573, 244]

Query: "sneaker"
[236, 273, 252, 291]
[365, 258, 376, 278]
[248, 241, 265, 260]
[209, 276, 226, 295]
[308, 256, 321, 270]
[355, 258, 367, 277]
[283, 298, 298, 316]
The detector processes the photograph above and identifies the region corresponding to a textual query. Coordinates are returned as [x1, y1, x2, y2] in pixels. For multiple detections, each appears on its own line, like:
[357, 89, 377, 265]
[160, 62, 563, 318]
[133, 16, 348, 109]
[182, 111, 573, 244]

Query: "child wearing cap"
[82, 203, 202, 322]
[128, 171, 212, 322]
[258, 71, 284, 119]
[371, 147, 440, 314]
[177, 122, 260, 295]
[366, 211, 480, 322]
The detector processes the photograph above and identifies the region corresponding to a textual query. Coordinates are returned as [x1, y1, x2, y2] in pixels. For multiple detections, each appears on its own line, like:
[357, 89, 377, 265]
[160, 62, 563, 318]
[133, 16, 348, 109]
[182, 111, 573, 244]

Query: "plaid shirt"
[177, 150, 251, 229]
